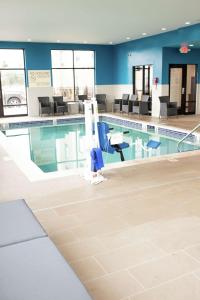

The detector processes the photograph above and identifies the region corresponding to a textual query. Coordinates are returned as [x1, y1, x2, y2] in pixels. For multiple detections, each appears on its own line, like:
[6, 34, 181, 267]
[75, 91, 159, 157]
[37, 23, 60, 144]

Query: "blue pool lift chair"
[97, 122, 129, 161]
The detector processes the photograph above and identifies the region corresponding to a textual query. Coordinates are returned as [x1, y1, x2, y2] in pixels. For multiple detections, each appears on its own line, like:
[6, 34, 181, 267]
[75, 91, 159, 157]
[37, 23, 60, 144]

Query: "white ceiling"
[0, 0, 199, 45]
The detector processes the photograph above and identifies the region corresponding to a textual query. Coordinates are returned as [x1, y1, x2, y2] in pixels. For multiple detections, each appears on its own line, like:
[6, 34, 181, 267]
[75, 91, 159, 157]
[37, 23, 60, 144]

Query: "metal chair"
[53, 96, 67, 114]
[122, 94, 137, 113]
[38, 97, 53, 116]
[132, 95, 150, 115]
[159, 96, 177, 117]
[78, 95, 88, 113]
[112, 94, 129, 113]
[96, 94, 107, 112]
[78, 95, 87, 101]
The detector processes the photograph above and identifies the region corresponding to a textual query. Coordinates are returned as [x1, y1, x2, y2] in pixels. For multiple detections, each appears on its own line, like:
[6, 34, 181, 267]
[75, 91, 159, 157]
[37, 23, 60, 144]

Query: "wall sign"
[28, 70, 51, 87]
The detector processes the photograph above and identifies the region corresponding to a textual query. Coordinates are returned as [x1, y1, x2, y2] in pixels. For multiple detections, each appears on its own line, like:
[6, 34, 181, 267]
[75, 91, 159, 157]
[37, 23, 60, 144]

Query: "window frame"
[51, 49, 95, 100]
[0, 48, 28, 117]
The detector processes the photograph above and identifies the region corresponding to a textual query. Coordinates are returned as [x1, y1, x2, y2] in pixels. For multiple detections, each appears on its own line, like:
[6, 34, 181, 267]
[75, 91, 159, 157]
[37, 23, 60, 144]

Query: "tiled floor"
[1, 114, 200, 299]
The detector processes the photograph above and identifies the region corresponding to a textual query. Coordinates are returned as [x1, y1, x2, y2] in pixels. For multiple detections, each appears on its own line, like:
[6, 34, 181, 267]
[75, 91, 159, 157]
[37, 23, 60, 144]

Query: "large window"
[51, 50, 95, 100]
[0, 49, 27, 117]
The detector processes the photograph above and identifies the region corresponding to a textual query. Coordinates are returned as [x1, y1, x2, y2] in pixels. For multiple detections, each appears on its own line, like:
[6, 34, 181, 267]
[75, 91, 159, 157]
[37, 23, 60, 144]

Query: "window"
[51, 50, 95, 100]
[0, 49, 27, 117]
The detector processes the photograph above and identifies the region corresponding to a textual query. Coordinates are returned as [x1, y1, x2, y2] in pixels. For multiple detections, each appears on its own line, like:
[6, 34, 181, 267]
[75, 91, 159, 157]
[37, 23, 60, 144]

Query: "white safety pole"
[92, 97, 99, 147]
[83, 100, 93, 180]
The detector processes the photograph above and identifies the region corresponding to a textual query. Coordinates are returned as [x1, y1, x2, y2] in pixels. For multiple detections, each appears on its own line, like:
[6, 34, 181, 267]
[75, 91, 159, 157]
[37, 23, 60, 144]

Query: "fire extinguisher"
[153, 77, 159, 89]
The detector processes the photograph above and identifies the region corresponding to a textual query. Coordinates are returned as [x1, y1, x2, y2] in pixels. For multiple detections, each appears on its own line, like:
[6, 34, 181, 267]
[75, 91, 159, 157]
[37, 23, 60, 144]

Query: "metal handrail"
[177, 123, 200, 152]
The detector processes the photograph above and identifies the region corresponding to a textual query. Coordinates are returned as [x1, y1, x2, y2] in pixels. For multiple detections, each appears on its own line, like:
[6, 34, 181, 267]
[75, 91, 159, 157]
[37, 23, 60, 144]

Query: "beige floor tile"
[185, 244, 200, 262]
[58, 238, 107, 262]
[49, 228, 78, 245]
[69, 217, 129, 240]
[152, 217, 200, 236]
[70, 257, 106, 282]
[194, 269, 200, 280]
[34, 209, 80, 234]
[95, 242, 165, 273]
[96, 230, 134, 250]
[125, 217, 200, 242]
[132, 274, 200, 300]
[130, 251, 200, 289]
[153, 226, 200, 253]
[54, 197, 118, 218]
[86, 270, 143, 300]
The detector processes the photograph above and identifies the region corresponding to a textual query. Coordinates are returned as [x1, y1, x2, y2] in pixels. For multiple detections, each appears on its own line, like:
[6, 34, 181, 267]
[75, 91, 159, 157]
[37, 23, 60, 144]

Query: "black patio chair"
[112, 94, 129, 113]
[53, 96, 67, 114]
[38, 97, 53, 116]
[96, 94, 107, 112]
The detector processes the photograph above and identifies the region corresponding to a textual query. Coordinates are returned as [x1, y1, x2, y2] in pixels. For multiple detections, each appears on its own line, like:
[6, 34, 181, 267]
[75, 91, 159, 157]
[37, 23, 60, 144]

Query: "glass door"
[133, 65, 152, 100]
[0, 49, 27, 117]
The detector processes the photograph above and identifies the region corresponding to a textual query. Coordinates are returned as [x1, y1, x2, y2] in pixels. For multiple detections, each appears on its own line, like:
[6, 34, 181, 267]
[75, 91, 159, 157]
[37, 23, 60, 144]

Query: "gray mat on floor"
[0, 199, 46, 247]
[0, 237, 91, 300]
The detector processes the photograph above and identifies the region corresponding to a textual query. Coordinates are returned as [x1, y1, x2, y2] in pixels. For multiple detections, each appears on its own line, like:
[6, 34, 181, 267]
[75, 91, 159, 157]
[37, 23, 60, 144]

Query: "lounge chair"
[53, 96, 67, 114]
[96, 94, 107, 112]
[122, 94, 137, 113]
[112, 94, 129, 113]
[78, 95, 88, 113]
[159, 96, 177, 117]
[38, 97, 53, 116]
[132, 95, 150, 115]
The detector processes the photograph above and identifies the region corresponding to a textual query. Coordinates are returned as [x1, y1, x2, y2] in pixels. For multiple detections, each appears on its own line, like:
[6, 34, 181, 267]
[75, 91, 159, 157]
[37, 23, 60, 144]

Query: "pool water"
[2, 122, 200, 173]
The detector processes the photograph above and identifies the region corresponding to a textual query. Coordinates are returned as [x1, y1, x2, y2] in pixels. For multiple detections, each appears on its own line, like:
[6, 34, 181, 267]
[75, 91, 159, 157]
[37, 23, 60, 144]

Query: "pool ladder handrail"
[177, 123, 200, 152]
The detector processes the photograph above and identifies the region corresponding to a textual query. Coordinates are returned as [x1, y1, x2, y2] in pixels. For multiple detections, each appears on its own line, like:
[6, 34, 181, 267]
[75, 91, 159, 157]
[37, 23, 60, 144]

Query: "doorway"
[133, 65, 153, 100]
[169, 64, 197, 114]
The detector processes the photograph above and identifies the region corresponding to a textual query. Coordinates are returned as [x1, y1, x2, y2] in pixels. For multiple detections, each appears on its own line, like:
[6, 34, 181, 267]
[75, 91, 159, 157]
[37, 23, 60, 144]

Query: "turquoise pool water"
[2, 122, 199, 173]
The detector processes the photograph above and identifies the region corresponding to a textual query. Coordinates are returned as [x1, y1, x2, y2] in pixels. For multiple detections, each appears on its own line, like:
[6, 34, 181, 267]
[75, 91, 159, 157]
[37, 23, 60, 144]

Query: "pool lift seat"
[97, 122, 129, 161]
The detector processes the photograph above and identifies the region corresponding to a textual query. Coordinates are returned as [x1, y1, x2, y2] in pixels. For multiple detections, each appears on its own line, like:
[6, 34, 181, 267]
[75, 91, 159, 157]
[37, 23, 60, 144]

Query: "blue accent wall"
[113, 43, 162, 84]
[162, 47, 200, 84]
[113, 23, 200, 85]
[0, 41, 114, 85]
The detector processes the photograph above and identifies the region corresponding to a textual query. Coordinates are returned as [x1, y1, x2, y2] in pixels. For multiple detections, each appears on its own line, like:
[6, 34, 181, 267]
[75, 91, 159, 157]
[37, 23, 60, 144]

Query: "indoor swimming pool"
[1, 118, 200, 173]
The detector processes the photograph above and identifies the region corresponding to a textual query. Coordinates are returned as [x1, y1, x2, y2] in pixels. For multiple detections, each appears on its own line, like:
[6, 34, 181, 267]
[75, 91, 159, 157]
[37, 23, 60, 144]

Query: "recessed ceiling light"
[185, 21, 191, 25]
[189, 44, 194, 47]
[57, 39, 61, 43]
[161, 28, 167, 31]
[142, 33, 147, 36]
[27, 38, 31, 42]
[126, 37, 131, 40]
